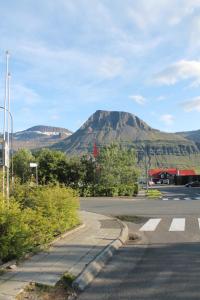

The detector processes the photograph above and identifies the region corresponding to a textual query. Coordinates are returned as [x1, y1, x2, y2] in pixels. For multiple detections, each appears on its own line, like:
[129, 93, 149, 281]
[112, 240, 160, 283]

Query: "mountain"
[177, 130, 200, 143]
[13, 125, 72, 150]
[52, 110, 199, 157]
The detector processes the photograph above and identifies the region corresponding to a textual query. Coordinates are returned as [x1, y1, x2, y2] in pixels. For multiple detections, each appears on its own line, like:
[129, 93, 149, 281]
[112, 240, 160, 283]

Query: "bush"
[0, 185, 80, 262]
[0, 197, 30, 261]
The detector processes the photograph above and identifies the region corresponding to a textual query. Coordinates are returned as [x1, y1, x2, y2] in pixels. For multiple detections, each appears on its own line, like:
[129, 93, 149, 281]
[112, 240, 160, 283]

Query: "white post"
[3, 51, 9, 199]
[6, 73, 11, 200]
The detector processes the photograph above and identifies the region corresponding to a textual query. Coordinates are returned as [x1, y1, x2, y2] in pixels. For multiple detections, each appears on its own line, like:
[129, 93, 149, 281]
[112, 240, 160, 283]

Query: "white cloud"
[129, 94, 146, 105]
[160, 114, 174, 125]
[98, 57, 125, 79]
[182, 97, 200, 112]
[128, 0, 200, 30]
[154, 60, 200, 86]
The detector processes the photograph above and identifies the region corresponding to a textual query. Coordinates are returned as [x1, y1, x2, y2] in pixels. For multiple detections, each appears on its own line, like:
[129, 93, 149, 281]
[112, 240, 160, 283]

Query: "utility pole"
[6, 72, 11, 199]
[144, 147, 149, 190]
[3, 51, 9, 200]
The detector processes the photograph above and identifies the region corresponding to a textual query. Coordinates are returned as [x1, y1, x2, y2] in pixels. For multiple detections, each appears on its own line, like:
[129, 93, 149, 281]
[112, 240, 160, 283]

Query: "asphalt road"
[78, 186, 200, 300]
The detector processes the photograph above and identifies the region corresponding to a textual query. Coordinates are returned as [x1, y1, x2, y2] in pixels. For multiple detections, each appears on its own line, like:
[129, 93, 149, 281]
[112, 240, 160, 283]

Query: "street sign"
[30, 163, 38, 168]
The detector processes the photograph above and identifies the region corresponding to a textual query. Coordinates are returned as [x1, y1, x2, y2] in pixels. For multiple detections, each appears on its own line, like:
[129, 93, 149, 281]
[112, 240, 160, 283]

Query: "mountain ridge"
[52, 110, 198, 155]
[13, 125, 72, 150]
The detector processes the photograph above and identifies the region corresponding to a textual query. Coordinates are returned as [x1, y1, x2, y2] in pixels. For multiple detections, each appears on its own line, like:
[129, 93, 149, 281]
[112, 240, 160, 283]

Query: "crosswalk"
[162, 197, 200, 201]
[139, 218, 200, 232]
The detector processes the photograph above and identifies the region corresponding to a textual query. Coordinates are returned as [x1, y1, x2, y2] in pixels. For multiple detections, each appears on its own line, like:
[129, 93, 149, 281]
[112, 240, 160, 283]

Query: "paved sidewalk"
[0, 211, 122, 300]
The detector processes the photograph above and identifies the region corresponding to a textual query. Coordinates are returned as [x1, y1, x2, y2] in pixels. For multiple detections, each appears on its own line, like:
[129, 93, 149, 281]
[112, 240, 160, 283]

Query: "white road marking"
[173, 198, 180, 201]
[162, 198, 168, 201]
[139, 218, 161, 232]
[184, 198, 191, 201]
[195, 197, 200, 200]
[198, 218, 200, 230]
[169, 218, 185, 231]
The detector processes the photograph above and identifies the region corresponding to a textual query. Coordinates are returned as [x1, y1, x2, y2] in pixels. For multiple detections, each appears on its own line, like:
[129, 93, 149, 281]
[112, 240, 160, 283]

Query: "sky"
[1, 0, 200, 132]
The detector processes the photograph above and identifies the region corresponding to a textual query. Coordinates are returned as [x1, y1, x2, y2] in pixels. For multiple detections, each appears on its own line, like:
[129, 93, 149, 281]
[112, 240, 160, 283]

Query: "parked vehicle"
[185, 181, 200, 187]
[162, 179, 169, 184]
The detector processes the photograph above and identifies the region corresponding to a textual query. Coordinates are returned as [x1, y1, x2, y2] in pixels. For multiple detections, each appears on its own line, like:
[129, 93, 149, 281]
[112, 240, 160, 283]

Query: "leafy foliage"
[13, 145, 139, 197]
[13, 149, 34, 183]
[0, 185, 79, 262]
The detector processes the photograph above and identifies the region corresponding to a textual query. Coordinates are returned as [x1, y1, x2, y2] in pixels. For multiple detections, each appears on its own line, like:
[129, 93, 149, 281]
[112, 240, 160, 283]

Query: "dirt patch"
[116, 215, 148, 224]
[16, 274, 77, 300]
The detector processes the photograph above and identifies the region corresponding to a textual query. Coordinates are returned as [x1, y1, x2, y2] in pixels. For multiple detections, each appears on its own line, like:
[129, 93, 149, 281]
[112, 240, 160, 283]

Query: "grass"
[146, 189, 162, 199]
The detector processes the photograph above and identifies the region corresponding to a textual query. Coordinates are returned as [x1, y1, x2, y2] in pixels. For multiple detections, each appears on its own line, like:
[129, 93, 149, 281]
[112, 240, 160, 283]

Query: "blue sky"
[1, 0, 200, 132]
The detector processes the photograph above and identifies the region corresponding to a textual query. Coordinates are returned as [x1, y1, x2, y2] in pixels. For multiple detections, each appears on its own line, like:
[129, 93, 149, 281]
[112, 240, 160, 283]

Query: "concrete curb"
[72, 219, 129, 292]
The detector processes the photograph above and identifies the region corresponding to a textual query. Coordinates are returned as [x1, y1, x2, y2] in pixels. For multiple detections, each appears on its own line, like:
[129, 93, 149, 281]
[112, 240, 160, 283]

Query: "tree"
[13, 149, 34, 183]
[96, 144, 139, 190]
[34, 149, 67, 184]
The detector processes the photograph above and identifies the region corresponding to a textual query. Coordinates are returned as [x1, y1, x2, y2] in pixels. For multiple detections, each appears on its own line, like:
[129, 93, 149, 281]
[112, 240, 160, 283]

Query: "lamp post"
[0, 106, 14, 186]
[3, 51, 9, 199]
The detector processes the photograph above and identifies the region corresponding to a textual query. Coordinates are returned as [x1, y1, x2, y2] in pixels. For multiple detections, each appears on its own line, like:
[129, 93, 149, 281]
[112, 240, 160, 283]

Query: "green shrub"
[79, 185, 94, 197]
[0, 185, 80, 262]
[0, 197, 31, 261]
[118, 184, 138, 196]
[93, 185, 118, 197]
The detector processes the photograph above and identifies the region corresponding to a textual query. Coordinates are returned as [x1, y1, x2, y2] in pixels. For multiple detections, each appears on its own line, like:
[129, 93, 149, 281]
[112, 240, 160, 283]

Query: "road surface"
[79, 186, 200, 300]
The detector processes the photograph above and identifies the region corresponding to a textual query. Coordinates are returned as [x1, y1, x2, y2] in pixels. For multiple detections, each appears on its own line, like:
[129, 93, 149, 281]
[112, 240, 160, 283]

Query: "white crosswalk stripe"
[198, 218, 200, 230]
[139, 217, 192, 232]
[169, 218, 185, 231]
[139, 218, 161, 232]
[161, 197, 199, 201]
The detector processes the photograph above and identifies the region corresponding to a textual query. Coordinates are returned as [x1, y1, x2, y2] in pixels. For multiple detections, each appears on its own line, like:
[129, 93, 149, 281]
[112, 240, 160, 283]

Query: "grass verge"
[146, 189, 162, 199]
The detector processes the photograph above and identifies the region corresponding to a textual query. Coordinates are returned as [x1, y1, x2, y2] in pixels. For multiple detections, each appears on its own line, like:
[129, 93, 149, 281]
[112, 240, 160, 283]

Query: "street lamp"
[0, 106, 14, 186]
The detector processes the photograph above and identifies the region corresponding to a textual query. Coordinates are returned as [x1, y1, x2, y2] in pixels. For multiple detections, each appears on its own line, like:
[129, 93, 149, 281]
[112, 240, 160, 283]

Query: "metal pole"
[36, 165, 38, 186]
[145, 149, 149, 190]
[6, 73, 11, 200]
[0, 107, 13, 186]
[3, 51, 9, 199]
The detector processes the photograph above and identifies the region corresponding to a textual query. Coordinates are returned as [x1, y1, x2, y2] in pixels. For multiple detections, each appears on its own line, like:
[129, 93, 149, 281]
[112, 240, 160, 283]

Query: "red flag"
[93, 142, 99, 158]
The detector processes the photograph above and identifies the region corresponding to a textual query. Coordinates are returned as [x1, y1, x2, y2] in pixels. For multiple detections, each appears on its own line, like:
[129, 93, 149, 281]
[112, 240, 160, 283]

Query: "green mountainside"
[177, 129, 200, 143]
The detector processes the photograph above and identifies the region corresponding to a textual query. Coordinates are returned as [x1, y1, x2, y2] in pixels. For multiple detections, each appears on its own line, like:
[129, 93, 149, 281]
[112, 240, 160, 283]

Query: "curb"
[72, 219, 129, 292]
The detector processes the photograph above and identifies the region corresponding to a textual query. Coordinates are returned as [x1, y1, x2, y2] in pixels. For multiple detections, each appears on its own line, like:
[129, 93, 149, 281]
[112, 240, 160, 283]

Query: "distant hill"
[13, 125, 72, 150]
[177, 129, 200, 143]
[52, 110, 199, 159]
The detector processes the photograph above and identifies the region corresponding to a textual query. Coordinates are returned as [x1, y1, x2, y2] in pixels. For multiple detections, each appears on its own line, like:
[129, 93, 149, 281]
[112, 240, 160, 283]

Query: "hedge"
[79, 183, 138, 197]
[0, 185, 80, 262]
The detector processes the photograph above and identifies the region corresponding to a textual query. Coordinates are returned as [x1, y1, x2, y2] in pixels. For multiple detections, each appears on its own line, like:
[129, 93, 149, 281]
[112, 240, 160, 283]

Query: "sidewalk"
[0, 211, 124, 300]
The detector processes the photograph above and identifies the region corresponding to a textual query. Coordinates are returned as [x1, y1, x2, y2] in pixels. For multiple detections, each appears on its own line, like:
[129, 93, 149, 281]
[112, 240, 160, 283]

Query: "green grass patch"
[146, 189, 162, 199]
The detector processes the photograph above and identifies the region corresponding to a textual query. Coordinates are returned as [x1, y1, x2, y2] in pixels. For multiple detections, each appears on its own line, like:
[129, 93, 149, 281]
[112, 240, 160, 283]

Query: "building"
[149, 168, 196, 185]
